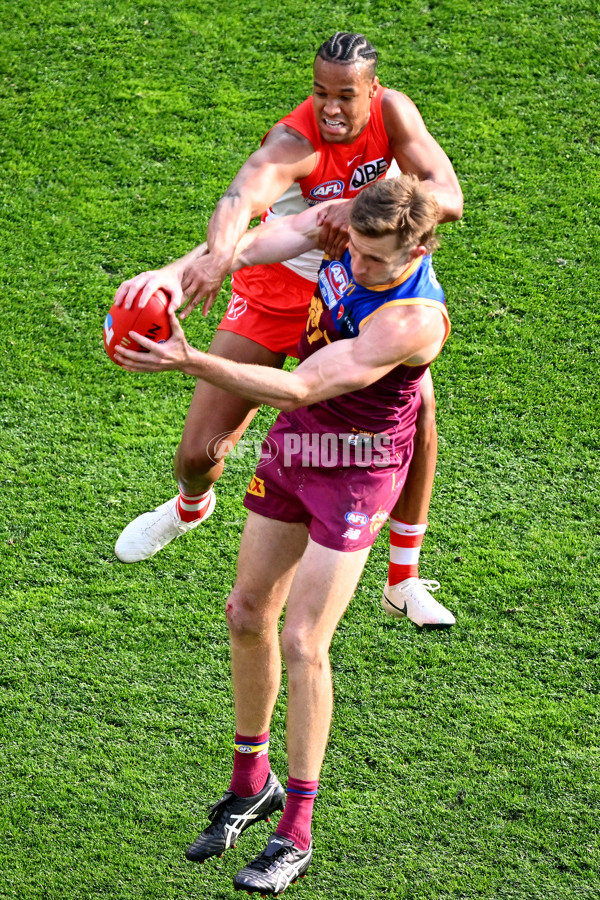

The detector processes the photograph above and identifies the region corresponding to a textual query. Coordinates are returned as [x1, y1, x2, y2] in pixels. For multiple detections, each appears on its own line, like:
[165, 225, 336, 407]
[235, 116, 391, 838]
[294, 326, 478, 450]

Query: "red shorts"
[243, 411, 412, 552]
[217, 262, 316, 358]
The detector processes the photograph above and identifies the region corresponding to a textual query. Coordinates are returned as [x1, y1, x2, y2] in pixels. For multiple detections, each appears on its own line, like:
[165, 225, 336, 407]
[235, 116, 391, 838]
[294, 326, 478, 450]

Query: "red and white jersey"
[262, 89, 398, 281]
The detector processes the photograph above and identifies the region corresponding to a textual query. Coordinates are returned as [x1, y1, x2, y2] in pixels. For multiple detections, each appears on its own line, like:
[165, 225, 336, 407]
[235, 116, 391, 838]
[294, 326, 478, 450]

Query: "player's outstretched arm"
[229, 201, 326, 271]
[382, 90, 463, 223]
[178, 126, 316, 318]
[115, 301, 447, 412]
[114, 126, 316, 320]
[113, 201, 329, 371]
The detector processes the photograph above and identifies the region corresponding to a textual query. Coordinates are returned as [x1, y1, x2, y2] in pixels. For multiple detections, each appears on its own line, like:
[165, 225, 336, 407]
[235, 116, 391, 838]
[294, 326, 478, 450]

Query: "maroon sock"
[228, 731, 270, 797]
[276, 777, 319, 851]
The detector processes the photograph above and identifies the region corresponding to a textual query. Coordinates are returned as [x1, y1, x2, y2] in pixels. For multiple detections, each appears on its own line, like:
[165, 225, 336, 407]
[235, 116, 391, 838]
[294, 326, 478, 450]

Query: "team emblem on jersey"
[345, 511, 369, 528]
[308, 180, 344, 203]
[319, 261, 349, 309]
[350, 158, 388, 191]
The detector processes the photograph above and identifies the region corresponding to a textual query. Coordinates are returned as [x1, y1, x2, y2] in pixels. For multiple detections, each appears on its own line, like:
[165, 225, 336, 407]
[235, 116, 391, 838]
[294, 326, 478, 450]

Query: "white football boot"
[115, 491, 216, 563]
[381, 577, 455, 627]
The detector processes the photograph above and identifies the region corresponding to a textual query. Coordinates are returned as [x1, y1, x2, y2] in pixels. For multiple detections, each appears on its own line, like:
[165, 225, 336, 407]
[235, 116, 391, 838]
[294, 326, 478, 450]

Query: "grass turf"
[1, 1, 599, 897]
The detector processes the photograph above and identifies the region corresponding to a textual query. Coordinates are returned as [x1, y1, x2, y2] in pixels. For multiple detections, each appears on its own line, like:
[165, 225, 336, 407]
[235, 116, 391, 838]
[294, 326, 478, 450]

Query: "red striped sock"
[388, 518, 428, 586]
[176, 487, 213, 523]
[228, 731, 270, 797]
[276, 777, 318, 851]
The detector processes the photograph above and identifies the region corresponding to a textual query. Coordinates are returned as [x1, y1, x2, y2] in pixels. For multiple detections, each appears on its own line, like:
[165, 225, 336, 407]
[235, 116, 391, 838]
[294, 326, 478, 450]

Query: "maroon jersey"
[243, 252, 450, 553]
[292, 253, 450, 451]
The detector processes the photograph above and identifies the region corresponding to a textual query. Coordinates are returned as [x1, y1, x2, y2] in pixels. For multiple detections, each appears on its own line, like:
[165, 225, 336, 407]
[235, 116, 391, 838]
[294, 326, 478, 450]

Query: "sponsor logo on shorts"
[247, 475, 266, 498]
[345, 511, 369, 527]
[226, 292, 248, 320]
[350, 158, 388, 191]
[319, 261, 350, 309]
[342, 527, 362, 541]
[308, 180, 344, 203]
[369, 509, 389, 534]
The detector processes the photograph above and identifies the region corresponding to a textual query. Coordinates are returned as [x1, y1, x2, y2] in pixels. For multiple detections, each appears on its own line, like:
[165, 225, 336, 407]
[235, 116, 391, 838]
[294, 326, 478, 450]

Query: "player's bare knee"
[175, 440, 215, 481]
[225, 587, 268, 640]
[280, 625, 326, 671]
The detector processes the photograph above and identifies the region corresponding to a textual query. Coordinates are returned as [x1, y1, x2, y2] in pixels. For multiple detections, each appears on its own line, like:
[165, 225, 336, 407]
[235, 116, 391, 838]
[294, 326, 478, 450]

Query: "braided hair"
[316, 33, 378, 75]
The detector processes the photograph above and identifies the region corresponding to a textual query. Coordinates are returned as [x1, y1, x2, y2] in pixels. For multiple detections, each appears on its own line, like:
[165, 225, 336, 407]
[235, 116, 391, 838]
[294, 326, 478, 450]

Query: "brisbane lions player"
[116, 175, 451, 895]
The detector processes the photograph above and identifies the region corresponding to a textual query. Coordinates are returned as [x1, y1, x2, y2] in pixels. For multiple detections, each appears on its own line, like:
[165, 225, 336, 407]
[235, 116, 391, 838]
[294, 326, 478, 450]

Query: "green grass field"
[1, 1, 599, 897]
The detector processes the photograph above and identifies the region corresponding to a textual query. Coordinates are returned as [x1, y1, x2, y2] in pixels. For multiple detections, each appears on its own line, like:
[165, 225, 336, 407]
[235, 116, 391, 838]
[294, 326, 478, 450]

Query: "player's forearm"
[162, 245, 207, 281]
[180, 349, 310, 411]
[205, 188, 262, 271]
[179, 338, 374, 411]
[159, 191, 259, 298]
[232, 212, 321, 271]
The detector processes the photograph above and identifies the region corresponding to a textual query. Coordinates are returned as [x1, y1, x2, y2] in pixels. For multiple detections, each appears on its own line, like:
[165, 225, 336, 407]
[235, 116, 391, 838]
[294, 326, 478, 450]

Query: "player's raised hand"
[178, 246, 231, 320]
[113, 268, 184, 313]
[317, 199, 353, 259]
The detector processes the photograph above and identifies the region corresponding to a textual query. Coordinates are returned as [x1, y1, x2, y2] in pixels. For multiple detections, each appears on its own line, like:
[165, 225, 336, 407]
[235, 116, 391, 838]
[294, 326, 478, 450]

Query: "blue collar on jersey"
[317, 251, 445, 338]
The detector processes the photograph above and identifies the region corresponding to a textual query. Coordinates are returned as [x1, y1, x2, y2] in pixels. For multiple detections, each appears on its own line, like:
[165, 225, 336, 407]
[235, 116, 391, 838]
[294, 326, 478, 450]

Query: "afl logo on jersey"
[319, 261, 350, 309]
[309, 180, 344, 202]
[329, 262, 349, 294]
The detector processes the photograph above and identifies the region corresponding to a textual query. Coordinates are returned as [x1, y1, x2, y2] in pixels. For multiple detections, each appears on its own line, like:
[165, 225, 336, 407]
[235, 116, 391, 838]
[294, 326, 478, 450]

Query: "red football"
[103, 289, 171, 366]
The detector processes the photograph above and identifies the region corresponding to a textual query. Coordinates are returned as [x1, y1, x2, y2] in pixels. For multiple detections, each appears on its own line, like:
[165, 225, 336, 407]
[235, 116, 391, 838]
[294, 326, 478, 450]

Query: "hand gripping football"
[103, 289, 171, 366]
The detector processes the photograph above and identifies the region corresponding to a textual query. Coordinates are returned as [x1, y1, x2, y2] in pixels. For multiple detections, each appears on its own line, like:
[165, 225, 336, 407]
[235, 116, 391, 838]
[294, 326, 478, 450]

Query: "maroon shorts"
[217, 262, 316, 358]
[243, 412, 412, 552]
